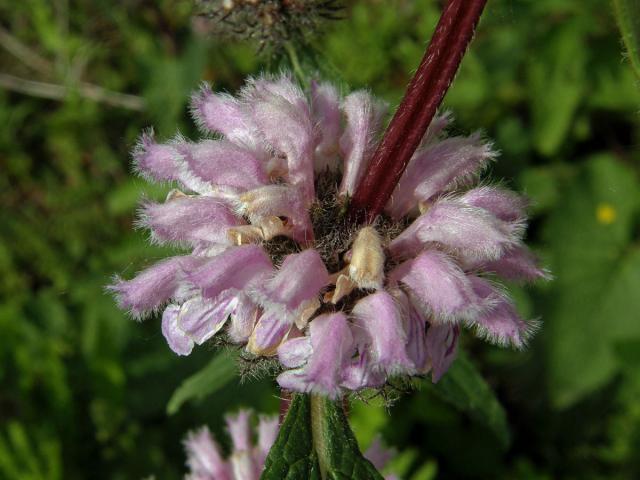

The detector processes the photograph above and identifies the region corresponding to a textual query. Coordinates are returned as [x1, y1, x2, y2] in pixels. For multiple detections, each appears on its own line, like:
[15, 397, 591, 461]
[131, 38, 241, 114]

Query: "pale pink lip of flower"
[110, 73, 548, 397]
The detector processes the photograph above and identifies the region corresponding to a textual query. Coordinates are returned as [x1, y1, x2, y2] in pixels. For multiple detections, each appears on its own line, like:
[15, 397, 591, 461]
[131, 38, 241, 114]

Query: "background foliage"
[1, 0, 639, 478]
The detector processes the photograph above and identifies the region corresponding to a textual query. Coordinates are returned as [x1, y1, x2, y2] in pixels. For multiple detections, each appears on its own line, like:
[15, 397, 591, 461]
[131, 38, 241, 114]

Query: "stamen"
[296, 298, 321, 329]
[228, 226, 264, 245]
[324, 273, 356, 304]
[166, 188, 188, 201]
[348, 226, 385, 289]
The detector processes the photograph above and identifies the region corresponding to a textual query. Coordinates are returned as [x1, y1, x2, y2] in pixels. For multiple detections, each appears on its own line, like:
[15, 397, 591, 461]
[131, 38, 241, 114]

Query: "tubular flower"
[110, 73, 548, 397]
[183, 410, 278, 480]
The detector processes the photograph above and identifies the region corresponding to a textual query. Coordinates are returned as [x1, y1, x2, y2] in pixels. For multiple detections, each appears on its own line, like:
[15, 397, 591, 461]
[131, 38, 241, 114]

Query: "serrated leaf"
[613, 0, 640, 79]
[543, 155, 640, 407]
[428, 353, 510, 448]
[262, 395, 384, 480]
[261, 395, 321, 480]
[166, 351, 236, 415]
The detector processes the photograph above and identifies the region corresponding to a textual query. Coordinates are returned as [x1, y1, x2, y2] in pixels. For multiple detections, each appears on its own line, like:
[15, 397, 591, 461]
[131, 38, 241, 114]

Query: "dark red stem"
[349, 0, 488, 222]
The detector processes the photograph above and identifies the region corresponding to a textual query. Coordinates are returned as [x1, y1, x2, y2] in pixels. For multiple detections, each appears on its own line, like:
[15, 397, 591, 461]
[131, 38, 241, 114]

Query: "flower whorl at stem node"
[193, 0, 343, 54]
[110, 73, 548, 399]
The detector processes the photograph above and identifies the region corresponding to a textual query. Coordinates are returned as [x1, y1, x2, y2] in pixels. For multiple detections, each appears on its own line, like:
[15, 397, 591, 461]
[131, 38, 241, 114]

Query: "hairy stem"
[349, 0, 487, 222]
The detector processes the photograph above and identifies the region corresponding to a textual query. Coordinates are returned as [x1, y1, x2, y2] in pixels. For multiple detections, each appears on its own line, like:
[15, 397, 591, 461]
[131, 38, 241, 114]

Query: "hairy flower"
[110, 73, 548, 398]
[184, 410, 278, 480]
[194, 0, 343, 54]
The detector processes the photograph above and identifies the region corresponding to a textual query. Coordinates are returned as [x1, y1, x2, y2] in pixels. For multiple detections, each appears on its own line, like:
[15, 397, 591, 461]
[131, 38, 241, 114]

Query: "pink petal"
[227, 294, 260, 344]
[161, 304, 194, 356]
[246, 75, 307, 106]
[351, 291, 415, 376]
[253, 249, 329, 316]
[311, 81, 342, 171]
[240, 185, 314, 243]
[190, 84, 254, 143]
[226, 411, 260, 480]
[139, 196, 243, 247]
[426, 323, 459, 382]
[479, 246, 551, 282]
[229, 452, 260, 480]
[467, 276, 539, 348]
[386, 133, 496, 218]
[419, 111, 452, 146]
[184, 426, 231, 480]
[460, 186, 528, 222]
[389, 199, 521, 262]
[186, 245, 273, 300]
[247, 311, 293, 355]
[338, 91, 387, 195]
[248, 77, 316, 198]
[392, 289, 428, 372]
[389, 250, 483, 323]
[364, 436, 395, 471]
[226, 410, 252, 451]
[178, 293, 237, 344]
[341, 350, 386, 391]
[255, 416, 279, 467]
[132, 131, 181, 182]
[177, 140, 269, 193]
[110, 256, 202, 318]
[277, 336, 312, 368]
[277, 312, 354, 398]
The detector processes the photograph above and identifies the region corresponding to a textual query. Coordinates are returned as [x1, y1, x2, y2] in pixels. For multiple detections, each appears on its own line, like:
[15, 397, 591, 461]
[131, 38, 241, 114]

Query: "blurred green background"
[1, 0, 639, 478]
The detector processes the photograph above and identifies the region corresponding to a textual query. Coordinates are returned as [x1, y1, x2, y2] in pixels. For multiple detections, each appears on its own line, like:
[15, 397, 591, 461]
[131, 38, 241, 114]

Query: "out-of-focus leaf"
[428, 353, 510, 448]
[528, 24, 586, 155]
[544, 154, 640, 407]
[518, 166, 563, 213]
[143, 38, 209, 135]
[107, 179, 169, 215]
[0, 423, 62, 480]
[166, 350, 237, 415]
[613, 0, 640, 79]
[262, 394, 383, 480]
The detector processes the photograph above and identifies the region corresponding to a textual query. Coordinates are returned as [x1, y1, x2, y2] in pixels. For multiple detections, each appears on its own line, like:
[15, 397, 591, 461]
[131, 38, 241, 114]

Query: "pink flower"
[182, 410, 401, 480]
[183, 410, 278, 480]
[111, 73, 547, 394]
[364, 436, 401, 480]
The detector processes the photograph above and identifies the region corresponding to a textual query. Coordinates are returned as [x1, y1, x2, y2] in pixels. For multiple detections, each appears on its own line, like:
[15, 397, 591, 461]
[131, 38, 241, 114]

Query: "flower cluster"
[184, 410, 278, 480]
[194, 0, 342, 53]
[110, 73, 548, 398]
[183, 410, 398, 480]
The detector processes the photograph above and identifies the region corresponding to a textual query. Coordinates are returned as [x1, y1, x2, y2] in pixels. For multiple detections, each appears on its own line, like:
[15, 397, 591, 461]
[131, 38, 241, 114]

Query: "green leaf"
[543, 154, 640, 407]
[428, 353, 510, 448]
[613, 0, 640, 79]
[528, 23, 586, 155]
[166, 351, 236, 415]
[262, 395, 384, 480]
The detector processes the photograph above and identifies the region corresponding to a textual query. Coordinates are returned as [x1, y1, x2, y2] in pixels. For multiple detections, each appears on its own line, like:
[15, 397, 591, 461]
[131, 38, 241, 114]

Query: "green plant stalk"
[284, 41, 306, 84]
[310, 394, 331, 479]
